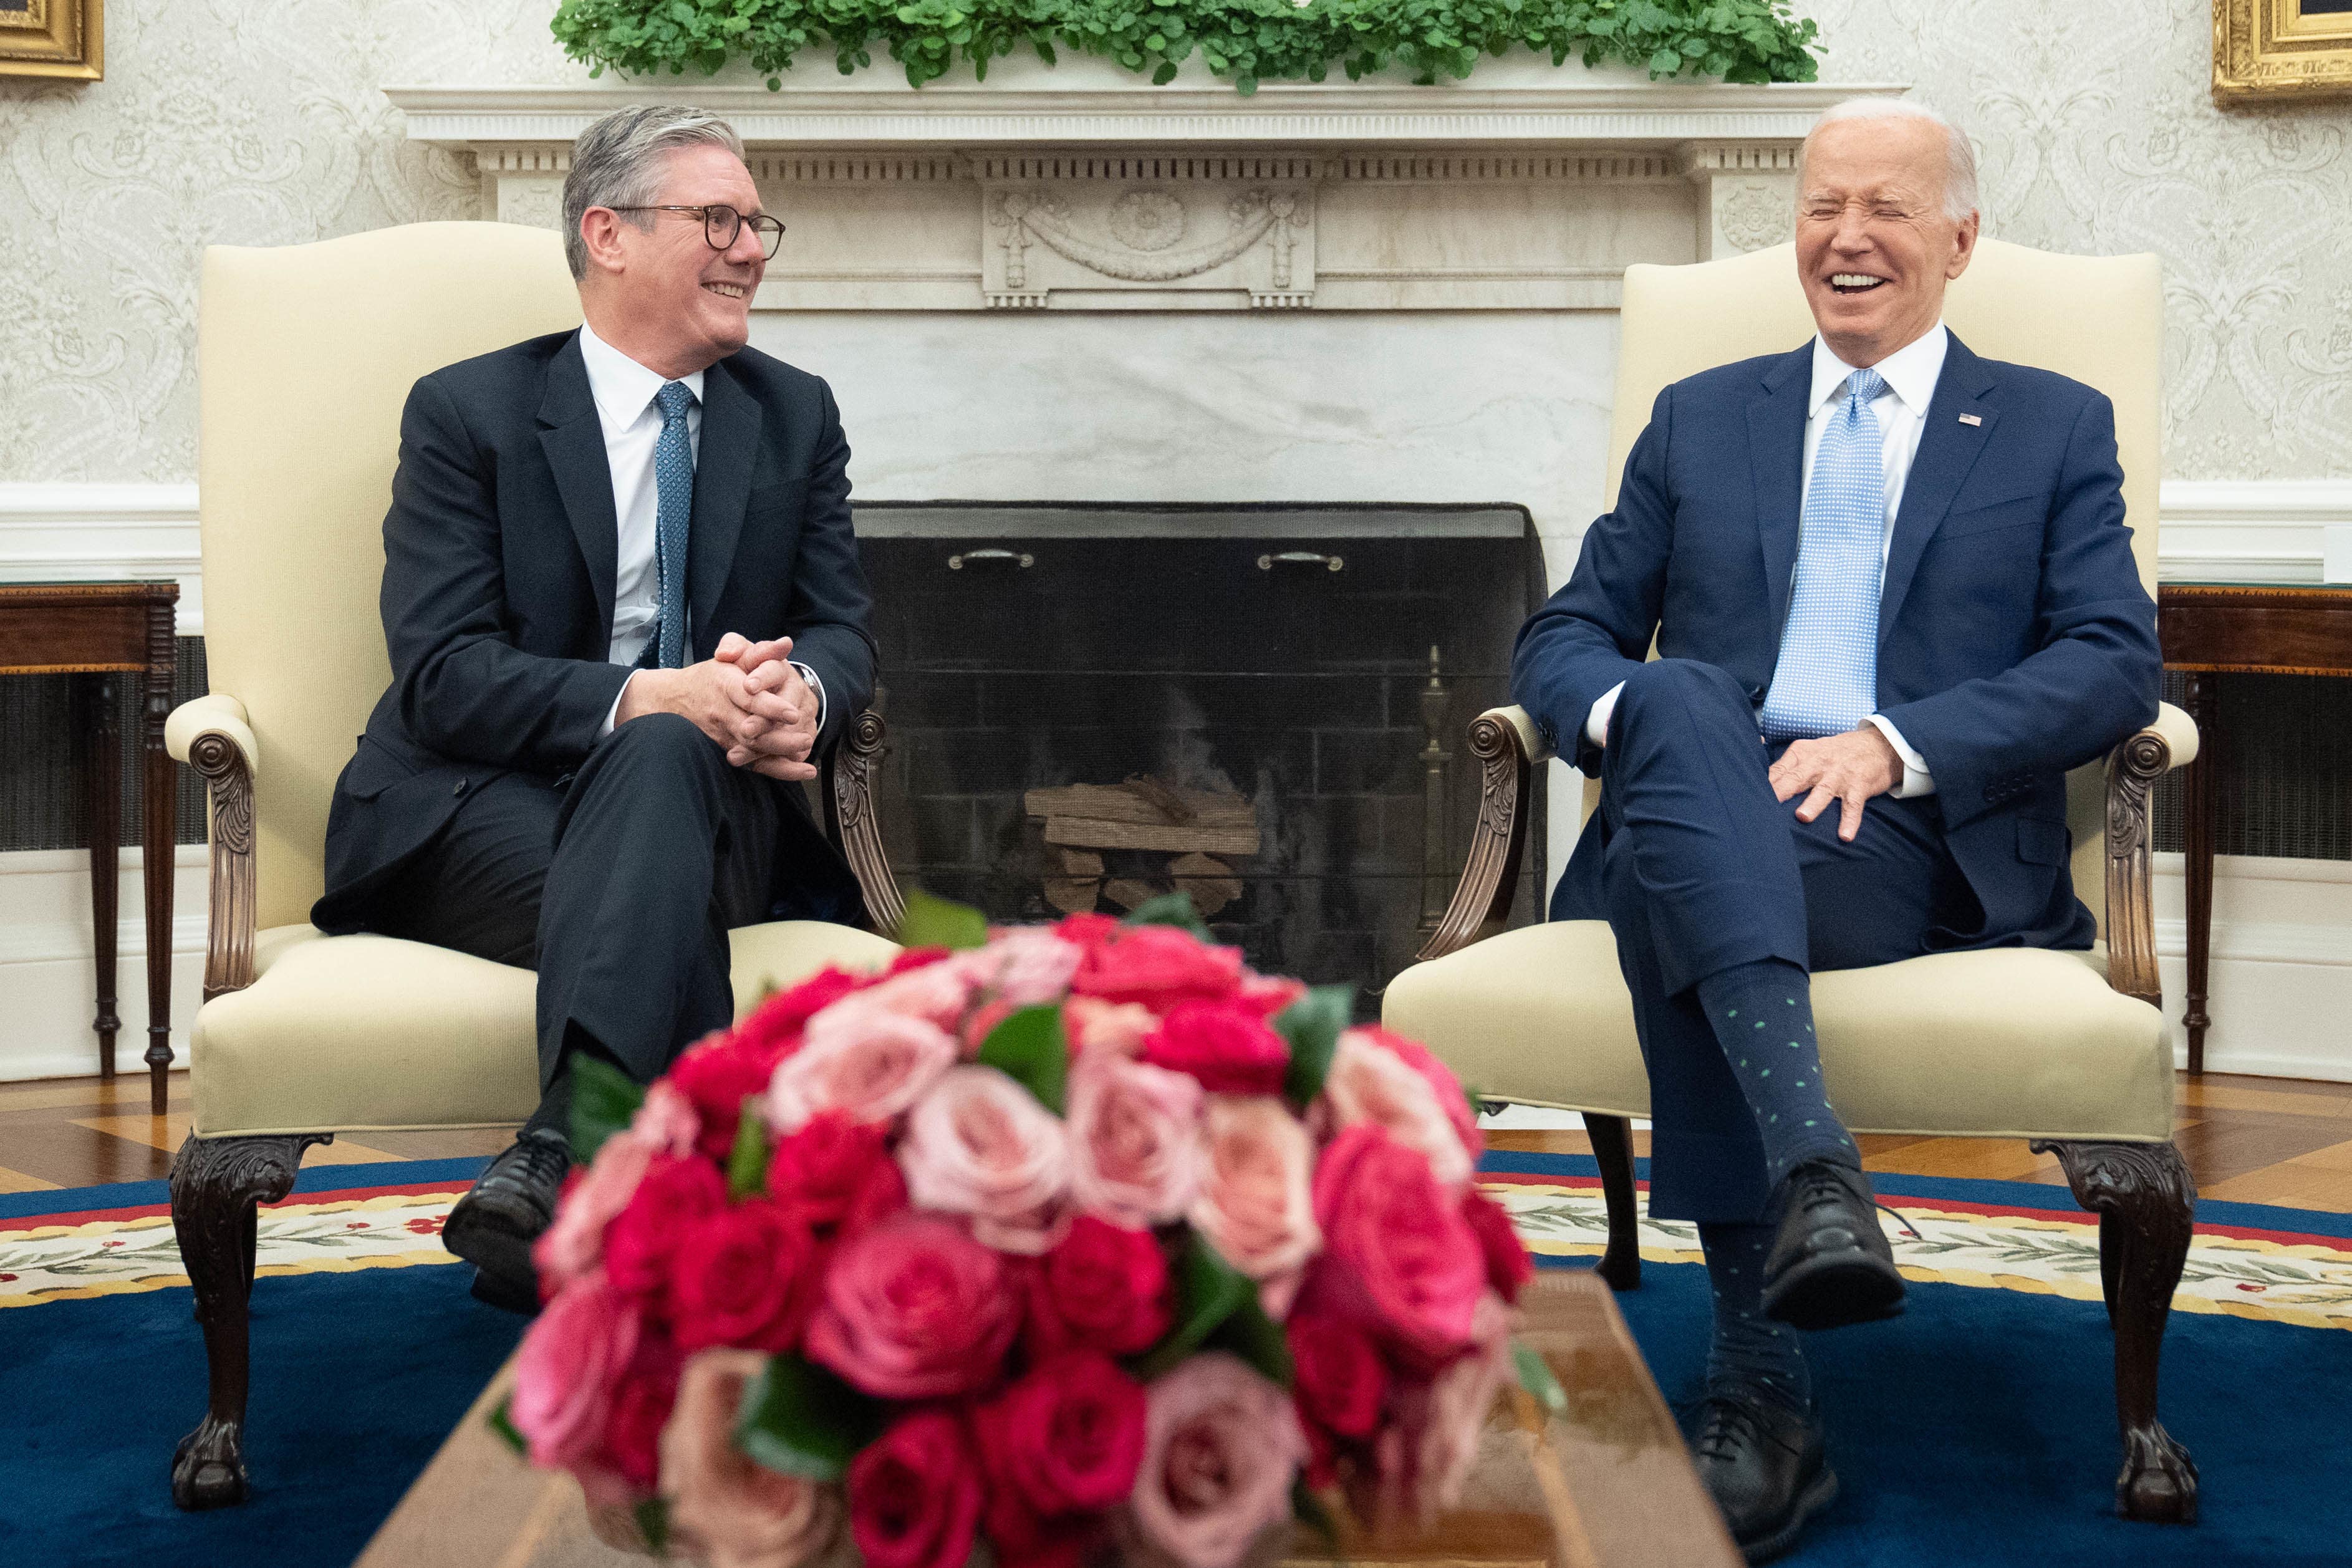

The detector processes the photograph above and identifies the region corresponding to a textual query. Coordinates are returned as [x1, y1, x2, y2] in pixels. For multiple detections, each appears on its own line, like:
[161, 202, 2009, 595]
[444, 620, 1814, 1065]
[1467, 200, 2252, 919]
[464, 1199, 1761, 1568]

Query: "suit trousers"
[1596, 659, 1978, 1223]
[365, 713, 785, 1095]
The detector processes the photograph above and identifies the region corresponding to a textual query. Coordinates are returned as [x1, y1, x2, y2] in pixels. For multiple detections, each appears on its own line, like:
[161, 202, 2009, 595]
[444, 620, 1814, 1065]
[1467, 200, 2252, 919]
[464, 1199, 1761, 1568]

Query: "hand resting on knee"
[1766, 726, 1901, 843]
[612, 631, 820, 781]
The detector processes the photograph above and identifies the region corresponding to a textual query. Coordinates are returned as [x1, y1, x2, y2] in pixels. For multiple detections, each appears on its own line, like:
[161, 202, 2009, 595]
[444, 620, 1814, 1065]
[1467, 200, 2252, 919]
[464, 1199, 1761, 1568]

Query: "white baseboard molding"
[0, 845, 210, 1082]
[2153, 852, 2352, 1084]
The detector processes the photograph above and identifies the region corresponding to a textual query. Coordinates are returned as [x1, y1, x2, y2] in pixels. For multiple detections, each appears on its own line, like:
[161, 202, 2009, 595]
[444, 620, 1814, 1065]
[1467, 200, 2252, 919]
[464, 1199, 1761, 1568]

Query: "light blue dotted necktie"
[1760, 368, 1888, 741]
[642, 380, 695, 670]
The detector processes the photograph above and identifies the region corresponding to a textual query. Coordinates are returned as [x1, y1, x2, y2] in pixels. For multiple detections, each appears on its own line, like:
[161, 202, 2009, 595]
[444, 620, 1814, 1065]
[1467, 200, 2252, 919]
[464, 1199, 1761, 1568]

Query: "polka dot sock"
[1694, 957, 1861, 1186]
[1699, 1219, 1811, 1412]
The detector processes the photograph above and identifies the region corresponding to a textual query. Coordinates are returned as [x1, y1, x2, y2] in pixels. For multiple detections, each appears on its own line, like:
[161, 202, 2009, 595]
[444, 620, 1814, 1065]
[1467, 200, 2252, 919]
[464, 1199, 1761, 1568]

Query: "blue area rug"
[4, 1154, 2349, 1566]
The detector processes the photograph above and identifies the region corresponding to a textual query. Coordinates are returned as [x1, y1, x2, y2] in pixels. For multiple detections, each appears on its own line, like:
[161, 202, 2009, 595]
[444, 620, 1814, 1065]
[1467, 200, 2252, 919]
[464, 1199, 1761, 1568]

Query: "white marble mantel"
[387, 62, 1902, 310]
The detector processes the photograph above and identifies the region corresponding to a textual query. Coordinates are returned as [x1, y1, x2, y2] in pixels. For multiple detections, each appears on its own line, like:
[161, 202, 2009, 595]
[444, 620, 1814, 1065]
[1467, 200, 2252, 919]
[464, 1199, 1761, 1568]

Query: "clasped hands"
[616, 632, 819, 781]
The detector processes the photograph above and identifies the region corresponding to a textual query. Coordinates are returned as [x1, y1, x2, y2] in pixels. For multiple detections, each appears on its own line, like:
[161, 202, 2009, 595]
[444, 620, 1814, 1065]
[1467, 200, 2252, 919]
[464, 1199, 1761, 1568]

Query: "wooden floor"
[6, 1069, 2352, 1211]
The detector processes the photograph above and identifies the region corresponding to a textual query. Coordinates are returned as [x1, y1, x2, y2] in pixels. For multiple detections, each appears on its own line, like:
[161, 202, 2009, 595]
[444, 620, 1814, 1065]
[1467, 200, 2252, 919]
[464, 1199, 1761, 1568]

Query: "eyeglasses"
[605, 204, 786, 259]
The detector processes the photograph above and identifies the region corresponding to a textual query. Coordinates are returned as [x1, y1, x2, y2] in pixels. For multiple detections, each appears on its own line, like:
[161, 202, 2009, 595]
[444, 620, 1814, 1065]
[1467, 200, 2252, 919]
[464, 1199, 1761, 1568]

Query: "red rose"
[886, 946, 954, 976]
[667, 1032, 789, 1162]
[982, 1489, 1096, 1568]
[1307, 1127, 1485, 1368]
[841, 1154, 910, 1236]
[736, 964, 871, 1056]
[604, 1155, 729, 1299]
[804, 1214, 1021, 1398]
[1053, 912, 1121, 948]
[668, 1198, 824, 1353]
[1139, 1001, 1289, 1095]
[767, 1110, 894, 1233]
[975, 1352, 1148, 1516]
[1460, 1190, 1534, 1305]
[1026, 1215, 1173, 1360]
[849, 1411, 985, 1568]
[1071, 925, 1245, 1007]
[1287, 1314, 1387, 1440]
[602, 1338, 682, 1493]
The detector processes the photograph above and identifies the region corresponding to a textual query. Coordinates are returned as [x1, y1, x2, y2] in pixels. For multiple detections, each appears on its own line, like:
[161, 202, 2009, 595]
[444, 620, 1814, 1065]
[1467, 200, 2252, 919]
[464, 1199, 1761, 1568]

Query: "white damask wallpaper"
[2, 0, 2349, 483]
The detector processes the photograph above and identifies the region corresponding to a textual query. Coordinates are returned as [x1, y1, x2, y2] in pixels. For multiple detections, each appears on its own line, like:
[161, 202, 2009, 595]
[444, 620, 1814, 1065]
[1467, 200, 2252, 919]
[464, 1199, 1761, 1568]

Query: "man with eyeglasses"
[311, 105, 875, 1312]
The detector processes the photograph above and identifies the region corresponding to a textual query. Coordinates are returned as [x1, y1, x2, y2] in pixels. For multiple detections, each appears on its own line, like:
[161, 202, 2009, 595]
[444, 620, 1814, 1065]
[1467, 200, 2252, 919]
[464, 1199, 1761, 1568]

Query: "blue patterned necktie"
[1760, 368, 1889, 741]
[642, 379, 696, 670]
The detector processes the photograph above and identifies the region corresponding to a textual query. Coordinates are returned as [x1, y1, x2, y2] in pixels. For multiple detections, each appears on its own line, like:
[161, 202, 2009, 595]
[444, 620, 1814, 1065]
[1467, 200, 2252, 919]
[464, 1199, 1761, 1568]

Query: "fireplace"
[856, 503, 1546, 1008]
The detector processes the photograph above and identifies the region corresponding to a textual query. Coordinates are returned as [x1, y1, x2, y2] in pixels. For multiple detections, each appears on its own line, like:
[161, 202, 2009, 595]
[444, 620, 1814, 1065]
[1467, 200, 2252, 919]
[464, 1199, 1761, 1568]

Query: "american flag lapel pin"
[1958, 413, 1983, 426]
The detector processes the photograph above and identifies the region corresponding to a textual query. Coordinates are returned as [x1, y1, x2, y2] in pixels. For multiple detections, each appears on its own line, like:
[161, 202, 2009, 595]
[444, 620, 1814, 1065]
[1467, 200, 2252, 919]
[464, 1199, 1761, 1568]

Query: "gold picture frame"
[2215, 0, 2352, 102]
[0, 0, 102, 80]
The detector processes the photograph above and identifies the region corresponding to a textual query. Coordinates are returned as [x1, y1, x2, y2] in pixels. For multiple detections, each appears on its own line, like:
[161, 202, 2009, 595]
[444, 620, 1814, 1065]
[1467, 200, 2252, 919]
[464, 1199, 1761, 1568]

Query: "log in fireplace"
[855, 503, 1546, 1010]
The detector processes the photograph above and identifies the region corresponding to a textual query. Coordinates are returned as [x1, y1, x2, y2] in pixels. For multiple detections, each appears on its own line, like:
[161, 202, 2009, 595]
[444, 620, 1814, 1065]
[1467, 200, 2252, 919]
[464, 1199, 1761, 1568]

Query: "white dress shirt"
[1584, 322, 1947, 797]
[576, 322, 823, 738]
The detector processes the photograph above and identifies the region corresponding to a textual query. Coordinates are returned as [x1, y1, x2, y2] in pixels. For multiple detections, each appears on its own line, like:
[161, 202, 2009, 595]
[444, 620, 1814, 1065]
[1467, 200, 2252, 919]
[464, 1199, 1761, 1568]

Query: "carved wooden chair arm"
[168, 694, 260, 1002]
[823, 708, 906, 941]
[1415, 705, 1548, 962]
[2101, 700, 2199, 1009]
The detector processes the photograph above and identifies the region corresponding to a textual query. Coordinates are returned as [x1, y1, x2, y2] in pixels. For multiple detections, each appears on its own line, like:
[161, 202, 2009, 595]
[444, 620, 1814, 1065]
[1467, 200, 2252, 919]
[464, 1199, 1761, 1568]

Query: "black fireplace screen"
[854, 503, 1547, 1009]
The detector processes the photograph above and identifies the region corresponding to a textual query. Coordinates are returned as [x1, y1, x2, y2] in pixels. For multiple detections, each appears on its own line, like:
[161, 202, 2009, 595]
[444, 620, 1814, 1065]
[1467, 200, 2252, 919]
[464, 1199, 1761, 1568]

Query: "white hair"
[561, 105, 746, 281]
[1798, 97, 1981, 224]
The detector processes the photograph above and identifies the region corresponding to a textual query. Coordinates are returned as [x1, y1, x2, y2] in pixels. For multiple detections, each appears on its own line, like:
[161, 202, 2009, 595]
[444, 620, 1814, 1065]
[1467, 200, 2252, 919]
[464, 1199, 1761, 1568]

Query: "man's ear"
[578, 207, 627, 277]
[1945, 211, 1980, 282]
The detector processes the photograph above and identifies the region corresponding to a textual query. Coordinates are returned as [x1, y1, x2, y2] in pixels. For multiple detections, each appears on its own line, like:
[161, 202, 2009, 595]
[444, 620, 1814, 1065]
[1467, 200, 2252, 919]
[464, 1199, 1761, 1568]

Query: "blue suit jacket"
[1513, 334, 2161, 951]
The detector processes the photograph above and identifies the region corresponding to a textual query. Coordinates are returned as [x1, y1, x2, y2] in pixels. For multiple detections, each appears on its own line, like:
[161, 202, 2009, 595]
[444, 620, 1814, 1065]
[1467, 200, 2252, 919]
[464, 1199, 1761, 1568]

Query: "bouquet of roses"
[494, 894, 1551, 1568]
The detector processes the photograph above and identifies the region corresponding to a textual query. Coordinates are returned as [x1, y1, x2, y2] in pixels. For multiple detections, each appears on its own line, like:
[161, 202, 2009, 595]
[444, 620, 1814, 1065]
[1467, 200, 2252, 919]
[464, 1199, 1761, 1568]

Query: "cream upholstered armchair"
[164, 223, 905, 1510]
[1385, 239, 2200, 1525]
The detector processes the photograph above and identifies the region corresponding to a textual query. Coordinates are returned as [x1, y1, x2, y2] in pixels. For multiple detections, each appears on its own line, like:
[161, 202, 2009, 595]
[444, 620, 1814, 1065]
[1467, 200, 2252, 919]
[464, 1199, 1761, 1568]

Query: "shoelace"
[507, 1131, 574, 1191]
[1790, 1163, 1922, 1241]
[1687, 1392, 1807, 1464]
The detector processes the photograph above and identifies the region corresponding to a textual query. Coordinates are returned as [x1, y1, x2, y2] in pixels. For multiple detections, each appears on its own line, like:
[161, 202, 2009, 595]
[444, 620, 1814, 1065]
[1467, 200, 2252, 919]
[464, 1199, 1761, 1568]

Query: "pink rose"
[660, 1349, 845, 1568]
[899, 1065, 1072, 1254]
[1321, 1030, 1475, 1190]
[510, 1272, 642, 1472]
[1375, 1293, 1513, 1527]
[851, 955, 986, 1032]
[1068, 1056, 1204, 1228]
[1139, 1003, 1289, 1097]
[1307, 1127, 1485, 1369]
[534, 1127, 655, 1292]
[766, 1005, 959, 1133]
[974, 926, 1086, 1005]
[1344, 1027, 1480, 1165]
[1125, 1353, 1307, 1568]
[1064, 996, 1159, 1060]
[1187, 1096, 1320, 1290]
[804, 1214, 1021, 1399]
[1234, 973, 1306, 1018]
[736, 964, 872, 1056]
[630, 1082, 704, 1158]
[1072, 926, 1245, 1008]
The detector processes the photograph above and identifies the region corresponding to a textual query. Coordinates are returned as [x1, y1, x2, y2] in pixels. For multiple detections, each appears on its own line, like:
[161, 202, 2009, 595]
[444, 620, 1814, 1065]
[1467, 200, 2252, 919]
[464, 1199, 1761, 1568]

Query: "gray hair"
[562, 105, 746, 281]
[1798, 97, 1982, 224]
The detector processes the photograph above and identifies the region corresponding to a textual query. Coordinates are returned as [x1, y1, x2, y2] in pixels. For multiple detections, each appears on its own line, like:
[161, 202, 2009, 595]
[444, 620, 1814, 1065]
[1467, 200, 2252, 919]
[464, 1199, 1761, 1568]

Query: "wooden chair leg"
[2037, 1139, 2199, 1524]
[169, 1132, 329, 1510]
[1586, 1113, 1642, 1291]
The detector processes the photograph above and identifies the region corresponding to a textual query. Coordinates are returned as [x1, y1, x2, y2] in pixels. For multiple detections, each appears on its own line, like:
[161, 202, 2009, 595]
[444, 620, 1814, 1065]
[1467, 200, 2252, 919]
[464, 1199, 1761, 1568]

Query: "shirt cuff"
[1586, 682, 1626, 749]
[1864, 715, 1936, 797]
[600, 671, 637, 740]
[792, 661, 826, 735]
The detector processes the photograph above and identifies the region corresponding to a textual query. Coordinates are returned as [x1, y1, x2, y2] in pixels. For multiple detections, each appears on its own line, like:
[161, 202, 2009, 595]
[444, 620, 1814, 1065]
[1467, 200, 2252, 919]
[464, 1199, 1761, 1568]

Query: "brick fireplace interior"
[855, 503, 1547, 1012]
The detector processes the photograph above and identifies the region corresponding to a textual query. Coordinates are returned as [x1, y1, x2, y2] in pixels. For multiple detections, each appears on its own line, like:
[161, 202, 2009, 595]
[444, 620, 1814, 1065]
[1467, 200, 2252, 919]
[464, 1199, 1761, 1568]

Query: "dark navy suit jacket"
[312, 330, 878, 931]
[1513, 334, 2161, 951]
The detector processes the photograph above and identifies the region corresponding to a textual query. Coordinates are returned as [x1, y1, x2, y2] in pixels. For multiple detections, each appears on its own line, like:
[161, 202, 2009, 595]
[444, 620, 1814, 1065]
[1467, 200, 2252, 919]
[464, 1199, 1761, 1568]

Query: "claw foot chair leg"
[2035, 1139, 2200, 1524]
[170, 1131, 332, 1509]
[1586, 1113, 1642, 1291]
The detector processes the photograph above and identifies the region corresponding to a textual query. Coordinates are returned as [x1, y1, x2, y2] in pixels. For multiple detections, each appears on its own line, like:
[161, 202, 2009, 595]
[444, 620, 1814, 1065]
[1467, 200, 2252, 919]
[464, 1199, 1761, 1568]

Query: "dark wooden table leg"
[2182, 673, 2218, 1076]
[143, 604, 178, 1115]
[74, 673, 123, 1080]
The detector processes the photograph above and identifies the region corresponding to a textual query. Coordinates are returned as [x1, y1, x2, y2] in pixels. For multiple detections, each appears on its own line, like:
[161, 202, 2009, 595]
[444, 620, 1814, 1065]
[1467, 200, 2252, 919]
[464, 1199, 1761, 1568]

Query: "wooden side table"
[0, 582, 180, 1113]
[2157, 582, 2352, 1074]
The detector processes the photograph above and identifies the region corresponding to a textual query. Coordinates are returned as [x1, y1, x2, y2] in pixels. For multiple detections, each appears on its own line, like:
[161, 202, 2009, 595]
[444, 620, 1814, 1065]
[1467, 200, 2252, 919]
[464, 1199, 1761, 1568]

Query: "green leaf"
[570, 1054, 645, 1164]
[1512, 1339, 1568, 1416]
[733, 1355, 887, 1482]
[1205, 1286, 1294, 1388]
[488, 1395, 527, 1456]
[1275, 984, 1352, 1108]
[727, 1094, 771, 1200]
[1120, 892, 1212, 938]
[635, 1497, 671, 1556]
[896, 888, 990, 951]
[975, 1004, 1070, 1113]
[1134, 1232, 1253, 1380]
[1291, 1476, 1339, 1544]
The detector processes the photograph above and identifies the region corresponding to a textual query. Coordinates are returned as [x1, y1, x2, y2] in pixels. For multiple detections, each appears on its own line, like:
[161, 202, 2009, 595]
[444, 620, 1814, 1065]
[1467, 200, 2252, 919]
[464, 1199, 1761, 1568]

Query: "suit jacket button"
[453, 779, 468, 797]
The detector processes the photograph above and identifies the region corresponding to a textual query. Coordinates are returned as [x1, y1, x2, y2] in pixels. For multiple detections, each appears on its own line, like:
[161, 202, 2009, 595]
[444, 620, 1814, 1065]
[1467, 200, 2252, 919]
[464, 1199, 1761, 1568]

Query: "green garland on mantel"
[549, 0, 1819, 96]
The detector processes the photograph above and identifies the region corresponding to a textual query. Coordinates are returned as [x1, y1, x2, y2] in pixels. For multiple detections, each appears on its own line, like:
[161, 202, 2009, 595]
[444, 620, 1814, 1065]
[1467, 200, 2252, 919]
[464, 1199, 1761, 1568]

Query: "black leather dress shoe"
[443, 1128, 572, 1314]
[1760, 1160, 1906, 1330]
[1688, 1390, 1836, 1563]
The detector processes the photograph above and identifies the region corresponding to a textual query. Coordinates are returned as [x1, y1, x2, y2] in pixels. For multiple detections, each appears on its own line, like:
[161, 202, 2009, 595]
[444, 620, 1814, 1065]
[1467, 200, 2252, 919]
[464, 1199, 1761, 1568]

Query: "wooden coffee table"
[354, 1269, 1739, 1568]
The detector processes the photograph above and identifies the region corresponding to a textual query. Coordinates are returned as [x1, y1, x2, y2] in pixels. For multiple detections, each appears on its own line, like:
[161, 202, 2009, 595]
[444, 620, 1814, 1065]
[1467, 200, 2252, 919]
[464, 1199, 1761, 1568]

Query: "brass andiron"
[1418, 646, 1451, 933]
